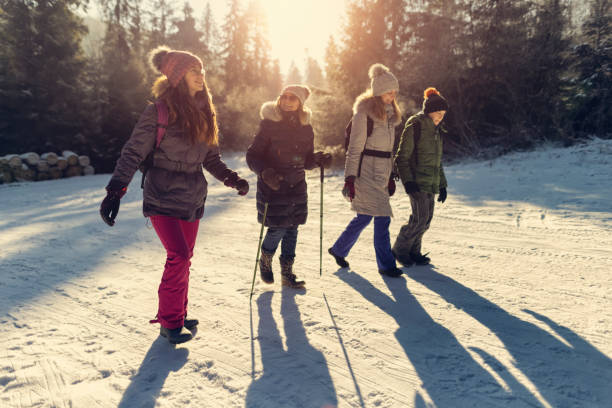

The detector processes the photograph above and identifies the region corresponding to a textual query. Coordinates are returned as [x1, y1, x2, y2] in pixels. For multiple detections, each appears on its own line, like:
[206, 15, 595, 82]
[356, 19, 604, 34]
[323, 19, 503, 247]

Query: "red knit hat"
[149, 46, 203, 87]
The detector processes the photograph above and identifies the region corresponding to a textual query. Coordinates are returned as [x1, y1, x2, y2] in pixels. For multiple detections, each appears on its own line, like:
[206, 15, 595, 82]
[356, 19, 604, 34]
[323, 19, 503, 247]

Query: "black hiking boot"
[392, 249, 414, 267]
[160, 326, 193, 344]
[280, 257, 305, 289]
[410, 252, 431, 265]
[259, 250, 274, 284]
[379, 266, 404, 278]
[328, 247, 349, 268]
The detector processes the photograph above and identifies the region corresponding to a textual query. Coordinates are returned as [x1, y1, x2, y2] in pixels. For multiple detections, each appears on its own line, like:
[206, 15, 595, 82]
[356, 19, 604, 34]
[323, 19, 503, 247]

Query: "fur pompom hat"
[422, 87, 449, 113]
[281, 84, 311, 106]
[149, 46, 203, 87]
[369, 63, 399, 96]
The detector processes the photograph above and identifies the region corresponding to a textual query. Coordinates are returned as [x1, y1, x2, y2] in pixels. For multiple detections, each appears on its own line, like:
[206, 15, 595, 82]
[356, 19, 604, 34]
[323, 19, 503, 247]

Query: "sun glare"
[263, 0, 346, 72]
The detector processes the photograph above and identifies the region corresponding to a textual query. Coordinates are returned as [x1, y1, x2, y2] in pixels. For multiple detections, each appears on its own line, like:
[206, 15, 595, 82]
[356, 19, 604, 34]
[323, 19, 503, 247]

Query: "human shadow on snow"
[335, 268, 542, 408]
[246, 290, 338, 408]
[0, 174, 242, 319]
[407, 265, 612, 407]
[117, 336, 189, 408]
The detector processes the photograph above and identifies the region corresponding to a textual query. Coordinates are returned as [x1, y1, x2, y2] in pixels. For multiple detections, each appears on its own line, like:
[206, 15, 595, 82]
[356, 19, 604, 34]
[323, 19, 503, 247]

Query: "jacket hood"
[353, 92, 402, 126]
[260, 101, 312, 125]
[152, 78, 171, 99]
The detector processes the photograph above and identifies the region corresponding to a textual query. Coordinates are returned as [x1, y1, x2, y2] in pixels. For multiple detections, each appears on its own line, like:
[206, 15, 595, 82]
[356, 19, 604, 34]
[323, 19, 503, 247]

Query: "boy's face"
[428, 110, 446, 125]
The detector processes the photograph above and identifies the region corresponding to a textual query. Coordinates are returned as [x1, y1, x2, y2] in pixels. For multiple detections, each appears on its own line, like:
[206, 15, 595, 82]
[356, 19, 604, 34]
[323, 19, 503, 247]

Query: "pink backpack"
[139, 100, 169, 188]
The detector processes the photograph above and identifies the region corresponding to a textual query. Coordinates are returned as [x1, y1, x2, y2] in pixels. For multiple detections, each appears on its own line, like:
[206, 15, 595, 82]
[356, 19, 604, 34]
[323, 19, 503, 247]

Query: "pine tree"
[304, 56, 325, 89]
[169, 2, 205, 55]
[244, 0, 272, 88]
[570, 0, 611, 137]
[146, 0, 175, 51]
[94, 0, 149, 171]
[0, 0, 89, 155]
[286, 61, 302, 84]
[221, 0, 248, 91]
[199, 1, 219, 65]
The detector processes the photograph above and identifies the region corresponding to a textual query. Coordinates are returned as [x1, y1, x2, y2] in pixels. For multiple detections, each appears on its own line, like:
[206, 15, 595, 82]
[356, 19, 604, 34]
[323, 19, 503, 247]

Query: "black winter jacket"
[246, 102, 317, 228]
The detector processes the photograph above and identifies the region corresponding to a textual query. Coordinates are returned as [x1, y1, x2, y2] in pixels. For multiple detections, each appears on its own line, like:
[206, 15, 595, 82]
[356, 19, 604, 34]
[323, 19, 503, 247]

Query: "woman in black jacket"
[246, 85, 331, 289]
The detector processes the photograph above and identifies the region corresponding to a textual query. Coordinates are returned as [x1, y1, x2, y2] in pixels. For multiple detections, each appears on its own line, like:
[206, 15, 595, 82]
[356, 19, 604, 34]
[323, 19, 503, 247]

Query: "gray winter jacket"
[109, 103, 234, 221]
[344, 94, 402, 217]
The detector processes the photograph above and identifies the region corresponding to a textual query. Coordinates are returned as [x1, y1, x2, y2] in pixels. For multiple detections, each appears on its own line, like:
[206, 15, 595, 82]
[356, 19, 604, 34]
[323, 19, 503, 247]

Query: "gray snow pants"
[392, 191, 435, 259]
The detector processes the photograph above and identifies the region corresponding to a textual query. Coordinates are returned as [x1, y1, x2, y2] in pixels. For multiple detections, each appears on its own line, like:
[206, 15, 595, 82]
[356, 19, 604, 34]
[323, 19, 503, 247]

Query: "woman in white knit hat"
[328, 64, 403, 277]
[247, 84, 332, 288]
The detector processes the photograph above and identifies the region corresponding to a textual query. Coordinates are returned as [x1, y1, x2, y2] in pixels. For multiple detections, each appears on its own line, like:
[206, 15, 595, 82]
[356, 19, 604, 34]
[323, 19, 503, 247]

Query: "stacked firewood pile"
[0, 151, 95, 184]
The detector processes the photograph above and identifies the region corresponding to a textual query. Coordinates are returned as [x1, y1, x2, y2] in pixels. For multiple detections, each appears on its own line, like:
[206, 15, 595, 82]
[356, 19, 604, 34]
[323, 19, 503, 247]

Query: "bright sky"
[196, 0, 347, 75]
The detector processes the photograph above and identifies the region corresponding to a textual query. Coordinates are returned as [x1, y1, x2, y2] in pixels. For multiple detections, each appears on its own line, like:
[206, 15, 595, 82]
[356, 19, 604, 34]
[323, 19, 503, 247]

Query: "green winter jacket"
[394, 112, 447, 194]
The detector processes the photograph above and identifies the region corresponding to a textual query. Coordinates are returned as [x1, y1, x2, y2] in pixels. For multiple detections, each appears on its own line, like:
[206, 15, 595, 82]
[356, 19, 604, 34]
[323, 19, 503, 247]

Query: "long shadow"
[117, 336, 189, 407]
[335, 268, 542, 407]
[408, 266, 612, 407]
[0, 174, 244, 316]
[246, 291, 337, 408]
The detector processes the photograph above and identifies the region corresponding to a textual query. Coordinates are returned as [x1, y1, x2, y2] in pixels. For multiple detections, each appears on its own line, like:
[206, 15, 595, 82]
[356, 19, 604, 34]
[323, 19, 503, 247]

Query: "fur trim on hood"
[353, 92, 402, 126]
[260, 101, 312, 126]
[152, 77, 171, 99]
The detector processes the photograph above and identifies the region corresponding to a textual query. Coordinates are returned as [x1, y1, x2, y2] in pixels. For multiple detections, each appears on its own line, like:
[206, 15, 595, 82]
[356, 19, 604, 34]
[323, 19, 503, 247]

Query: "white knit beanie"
[281, 84, 311, 106]
[369, 63, 399, 96]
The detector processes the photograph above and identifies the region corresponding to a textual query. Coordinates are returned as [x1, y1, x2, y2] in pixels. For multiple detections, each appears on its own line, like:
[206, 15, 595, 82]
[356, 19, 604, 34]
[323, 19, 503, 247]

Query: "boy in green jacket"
[392, 87, 448, 266]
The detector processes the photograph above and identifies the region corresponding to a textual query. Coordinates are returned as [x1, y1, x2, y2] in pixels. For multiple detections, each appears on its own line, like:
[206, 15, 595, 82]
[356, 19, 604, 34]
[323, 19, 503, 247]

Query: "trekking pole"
[319, 165, 324, 276]
[249, 202, 269, 300]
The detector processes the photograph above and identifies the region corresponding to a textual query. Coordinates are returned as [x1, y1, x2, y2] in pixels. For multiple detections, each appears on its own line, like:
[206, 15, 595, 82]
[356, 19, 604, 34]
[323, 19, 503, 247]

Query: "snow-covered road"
[1, 139, 611, 407]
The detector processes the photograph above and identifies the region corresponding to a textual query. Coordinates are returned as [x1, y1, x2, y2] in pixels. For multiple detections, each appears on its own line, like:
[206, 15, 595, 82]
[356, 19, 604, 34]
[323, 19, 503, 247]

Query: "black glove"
[438, 187, 447, 203]
[223, 171, 239, 187]
[100, 184, 127, 227]
[388, 178, 396, 196]
[313, 151, 332, 169]
[224, 172, 249, 195]
[261, 168, 283, 190]
[235, 178, 249, 195]
[403, 181, 419, 194]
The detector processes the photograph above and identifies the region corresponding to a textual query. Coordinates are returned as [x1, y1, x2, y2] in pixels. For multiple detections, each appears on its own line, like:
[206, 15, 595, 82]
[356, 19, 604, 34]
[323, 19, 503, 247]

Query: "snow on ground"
[1, 138, 611, 408]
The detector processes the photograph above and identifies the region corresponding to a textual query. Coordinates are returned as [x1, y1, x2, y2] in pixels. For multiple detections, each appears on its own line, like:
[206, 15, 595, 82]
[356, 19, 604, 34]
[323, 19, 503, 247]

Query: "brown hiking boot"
[280, 257, 305, 289]
[259, 250, 274, 283]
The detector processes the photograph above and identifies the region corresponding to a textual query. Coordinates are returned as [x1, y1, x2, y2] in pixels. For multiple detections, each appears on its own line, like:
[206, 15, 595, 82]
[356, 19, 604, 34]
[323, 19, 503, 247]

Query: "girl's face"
[279, 93, 300, 112]
[184, 65, 205, 97]
[380, 89, 397, 105]
[428, 110, 446, 125]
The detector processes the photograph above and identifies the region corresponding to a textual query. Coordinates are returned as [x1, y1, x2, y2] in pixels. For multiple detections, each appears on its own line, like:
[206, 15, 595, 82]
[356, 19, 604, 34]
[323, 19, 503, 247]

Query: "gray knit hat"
[369, 63, 399, 96]
[281, 84, 311, 106]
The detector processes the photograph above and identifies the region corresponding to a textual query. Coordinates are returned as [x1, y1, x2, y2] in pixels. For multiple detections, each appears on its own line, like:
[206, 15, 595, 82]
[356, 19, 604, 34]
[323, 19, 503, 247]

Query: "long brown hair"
[152, 76, 219, 146]
[361, 89, 401, 121]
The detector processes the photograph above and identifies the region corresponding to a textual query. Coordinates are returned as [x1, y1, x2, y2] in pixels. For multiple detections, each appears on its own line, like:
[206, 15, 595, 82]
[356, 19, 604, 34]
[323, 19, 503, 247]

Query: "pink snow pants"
[150, 215, 199, 329]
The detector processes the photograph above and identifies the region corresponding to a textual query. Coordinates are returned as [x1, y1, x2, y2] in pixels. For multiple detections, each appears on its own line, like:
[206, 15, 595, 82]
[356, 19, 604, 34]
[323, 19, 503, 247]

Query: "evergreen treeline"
[0, 0, 610, 172]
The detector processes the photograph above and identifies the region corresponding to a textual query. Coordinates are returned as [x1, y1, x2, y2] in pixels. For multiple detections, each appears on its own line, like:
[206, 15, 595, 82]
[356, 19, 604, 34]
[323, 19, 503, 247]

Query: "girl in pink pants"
[100, 47, 249, 344]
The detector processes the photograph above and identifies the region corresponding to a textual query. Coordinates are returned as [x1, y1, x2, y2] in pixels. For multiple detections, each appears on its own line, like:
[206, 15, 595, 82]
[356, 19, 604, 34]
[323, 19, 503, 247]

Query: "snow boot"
[410, 252, 430, 265]
[259, 250, 274, 284]
[280, 257, 305, 289]
[160, 326, 193, 344]
[392, 249, 414, 267]
[328, 247, 349, 268]
[184, 317, 198, 331]
[379, 266, 404, 278]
